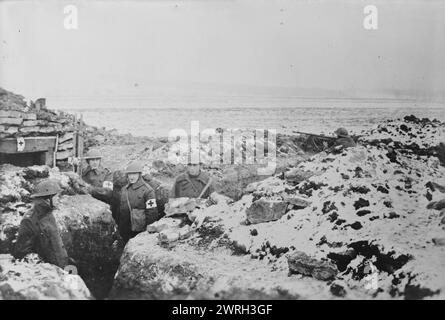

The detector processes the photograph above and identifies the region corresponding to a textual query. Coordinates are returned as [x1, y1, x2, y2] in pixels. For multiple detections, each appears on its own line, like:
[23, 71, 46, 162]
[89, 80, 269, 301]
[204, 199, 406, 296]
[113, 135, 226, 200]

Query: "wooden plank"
[0, 137, 56, 154]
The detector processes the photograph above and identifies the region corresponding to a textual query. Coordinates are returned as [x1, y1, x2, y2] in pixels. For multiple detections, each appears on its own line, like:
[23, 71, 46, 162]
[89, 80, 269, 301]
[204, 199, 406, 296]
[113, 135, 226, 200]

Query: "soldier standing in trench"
[14, 179, 73, 269]
[170, 155, 214, 199]
[117, 161, 160, 243]
[81, 149, 114, 204]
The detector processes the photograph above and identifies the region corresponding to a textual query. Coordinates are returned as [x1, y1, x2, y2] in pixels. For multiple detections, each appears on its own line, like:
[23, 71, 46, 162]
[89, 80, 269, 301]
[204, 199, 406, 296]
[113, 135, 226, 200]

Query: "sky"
[0, 0, 444, 107]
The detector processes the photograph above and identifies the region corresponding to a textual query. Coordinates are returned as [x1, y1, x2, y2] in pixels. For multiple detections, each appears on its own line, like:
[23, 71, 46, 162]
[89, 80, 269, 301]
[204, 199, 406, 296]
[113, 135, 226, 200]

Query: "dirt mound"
[111, 116, 445, 299]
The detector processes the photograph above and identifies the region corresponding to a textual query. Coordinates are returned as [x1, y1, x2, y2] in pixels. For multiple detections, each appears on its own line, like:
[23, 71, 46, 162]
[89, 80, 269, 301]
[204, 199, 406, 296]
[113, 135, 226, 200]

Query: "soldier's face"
[89, 158, 101, 169]
[187, 163, 200, 176]
[127, 173, 140, 184]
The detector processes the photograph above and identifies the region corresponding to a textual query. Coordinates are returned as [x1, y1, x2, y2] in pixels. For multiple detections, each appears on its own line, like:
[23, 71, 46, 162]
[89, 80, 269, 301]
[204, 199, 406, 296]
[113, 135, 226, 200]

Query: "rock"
[245, 198, 288, 224]
[22, 120, 38, 127]
[164, 197, 204, 217]
[432, 238, 445, 246]
[283, 195, 311, 209]
[0, 170, 121, 300]
[284, 168, 315, 184]
[427, 199, 445, 211]
[53, 195, 122, 299]
[287, 251, 338, 281]
[0, 117, 22, 125]
[178, 225, 194, 240]
[158, 229, 180, 244]
[330, 282, 347, 297]
[0, 254, 92, 300]
[209, 192, 233, 205]
[0, 110, 22, 118]
[109, 233, 319, 300]
[146, 218, 183, 233]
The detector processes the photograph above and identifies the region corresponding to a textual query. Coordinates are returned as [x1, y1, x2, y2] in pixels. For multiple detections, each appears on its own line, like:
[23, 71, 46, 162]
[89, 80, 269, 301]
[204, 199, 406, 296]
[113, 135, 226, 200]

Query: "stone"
[245, 198, 288, 224]
[287, 251, 338, 281]
[164, 197, 204, 217]
[0, 110, 22, 118]
[0, 254, 92, 300]
[146, 218, 183, 233]
[283, 195, 311, 209]
[158, 229, 180, 244]
[22, 113, 37, 120]
[209, 192, 233, 205]
[432, 238, 445, 246]
[109, 233, 309, 300]
[0, 164, 121, 299]
[22, 120, 38, 127]
[178, 225, 194, 240]
[427, 198, 445, 211]
[0, 117, 22, 125]
[284, 168, 315, 183]
[4, 126, 18, 134]
[18, 126, 39, 133]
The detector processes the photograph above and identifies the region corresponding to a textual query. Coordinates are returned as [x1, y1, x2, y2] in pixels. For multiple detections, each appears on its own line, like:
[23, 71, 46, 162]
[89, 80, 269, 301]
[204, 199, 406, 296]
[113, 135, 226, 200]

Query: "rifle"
[294, 131, 336, 152]
[294, 131, 336, 140]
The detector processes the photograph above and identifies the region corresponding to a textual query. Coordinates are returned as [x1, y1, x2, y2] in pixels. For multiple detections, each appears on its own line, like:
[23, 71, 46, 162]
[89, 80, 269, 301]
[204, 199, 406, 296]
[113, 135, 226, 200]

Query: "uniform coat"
[117, 177, 160, 242]
[14, 200, 69, 268]
[171, 171, 214, 199]
[82, 165, 113, 204]
[334, 136, 357, 148]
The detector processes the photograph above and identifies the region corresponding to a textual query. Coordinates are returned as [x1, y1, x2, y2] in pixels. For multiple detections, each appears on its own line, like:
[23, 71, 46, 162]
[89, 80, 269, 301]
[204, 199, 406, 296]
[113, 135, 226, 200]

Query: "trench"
[63, 225, 124, 300]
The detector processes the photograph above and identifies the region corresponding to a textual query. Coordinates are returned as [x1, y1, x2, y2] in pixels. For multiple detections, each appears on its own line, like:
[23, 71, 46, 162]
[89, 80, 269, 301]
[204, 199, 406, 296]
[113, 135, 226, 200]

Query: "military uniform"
[82, 165, 113, 188]
[117, 178, 160, 242]
[171, 171, 214, 199]
[14, 200, 69, 268]
[82, 165, 114, 204]
[142, 174, 170, 218]
[333, 136, 356, 149]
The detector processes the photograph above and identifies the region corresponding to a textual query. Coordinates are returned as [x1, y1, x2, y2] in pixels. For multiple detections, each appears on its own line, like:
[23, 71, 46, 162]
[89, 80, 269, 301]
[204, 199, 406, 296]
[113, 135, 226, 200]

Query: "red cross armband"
[145, 198, 157, 209]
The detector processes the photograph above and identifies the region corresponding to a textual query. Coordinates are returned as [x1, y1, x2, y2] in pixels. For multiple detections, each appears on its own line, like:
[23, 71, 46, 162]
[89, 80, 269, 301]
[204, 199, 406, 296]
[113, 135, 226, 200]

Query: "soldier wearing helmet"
[81, 148, 114, 203]
[82, 149, 113, 188]
[117, 161, 160, 242]
[323, 127, 357, 153]
[14, 179, 71, 268]
[333, 127, 356, 149]
[171, 151, 214, 199]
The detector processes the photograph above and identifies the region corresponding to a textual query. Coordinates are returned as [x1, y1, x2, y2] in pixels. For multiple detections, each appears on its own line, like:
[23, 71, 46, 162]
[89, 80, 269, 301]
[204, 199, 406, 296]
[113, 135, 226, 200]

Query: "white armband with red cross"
[145, 198, 157, 209]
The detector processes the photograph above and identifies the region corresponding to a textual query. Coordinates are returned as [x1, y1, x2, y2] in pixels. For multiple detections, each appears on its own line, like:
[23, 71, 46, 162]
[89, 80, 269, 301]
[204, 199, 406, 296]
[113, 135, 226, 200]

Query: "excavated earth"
[0, 165, 123, 299]
[1, 114, 444, 300]
[110, 115, 445, 300]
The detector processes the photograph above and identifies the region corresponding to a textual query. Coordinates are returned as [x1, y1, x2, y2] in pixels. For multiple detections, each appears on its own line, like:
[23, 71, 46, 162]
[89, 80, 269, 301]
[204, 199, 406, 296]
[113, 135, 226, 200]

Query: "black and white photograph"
[0, 0, 444, 305]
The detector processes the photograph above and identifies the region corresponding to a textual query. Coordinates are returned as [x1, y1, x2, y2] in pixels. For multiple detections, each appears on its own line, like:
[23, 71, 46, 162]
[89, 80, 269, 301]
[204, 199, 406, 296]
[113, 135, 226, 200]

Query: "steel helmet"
[84, 149, 102, 160]
[31, 179, 62, 198]
[334, 127, 349, 138]
[125, 161, 144, 173]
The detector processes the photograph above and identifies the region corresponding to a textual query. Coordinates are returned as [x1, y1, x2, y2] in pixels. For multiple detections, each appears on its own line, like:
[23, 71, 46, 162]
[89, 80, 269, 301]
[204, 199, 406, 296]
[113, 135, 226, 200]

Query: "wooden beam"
[0, 137, 56, 154]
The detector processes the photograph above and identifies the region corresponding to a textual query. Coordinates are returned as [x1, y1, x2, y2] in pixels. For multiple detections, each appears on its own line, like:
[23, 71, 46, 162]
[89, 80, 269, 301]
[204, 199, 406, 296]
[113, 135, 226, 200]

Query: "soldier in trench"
[80, 149, 114, 204]
[14, 179, 74, 268]
[116, 161, 161, 243]
[170, 158, 214, 199]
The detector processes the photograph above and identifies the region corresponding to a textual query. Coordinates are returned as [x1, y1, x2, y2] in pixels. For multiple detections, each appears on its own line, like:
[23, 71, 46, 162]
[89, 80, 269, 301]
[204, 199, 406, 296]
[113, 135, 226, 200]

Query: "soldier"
[14, 179, 71, 268]
[323, 127, 357, 152]
[171, 161, 214, 199]
[117, 161, 160, 242]
[81, 149, 114, 203]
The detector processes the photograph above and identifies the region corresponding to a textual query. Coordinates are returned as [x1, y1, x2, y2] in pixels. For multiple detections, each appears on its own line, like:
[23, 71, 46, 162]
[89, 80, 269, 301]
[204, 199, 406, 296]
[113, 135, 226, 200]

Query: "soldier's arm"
[144, 188, 160, 225]
[14, 219, 35, 260]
